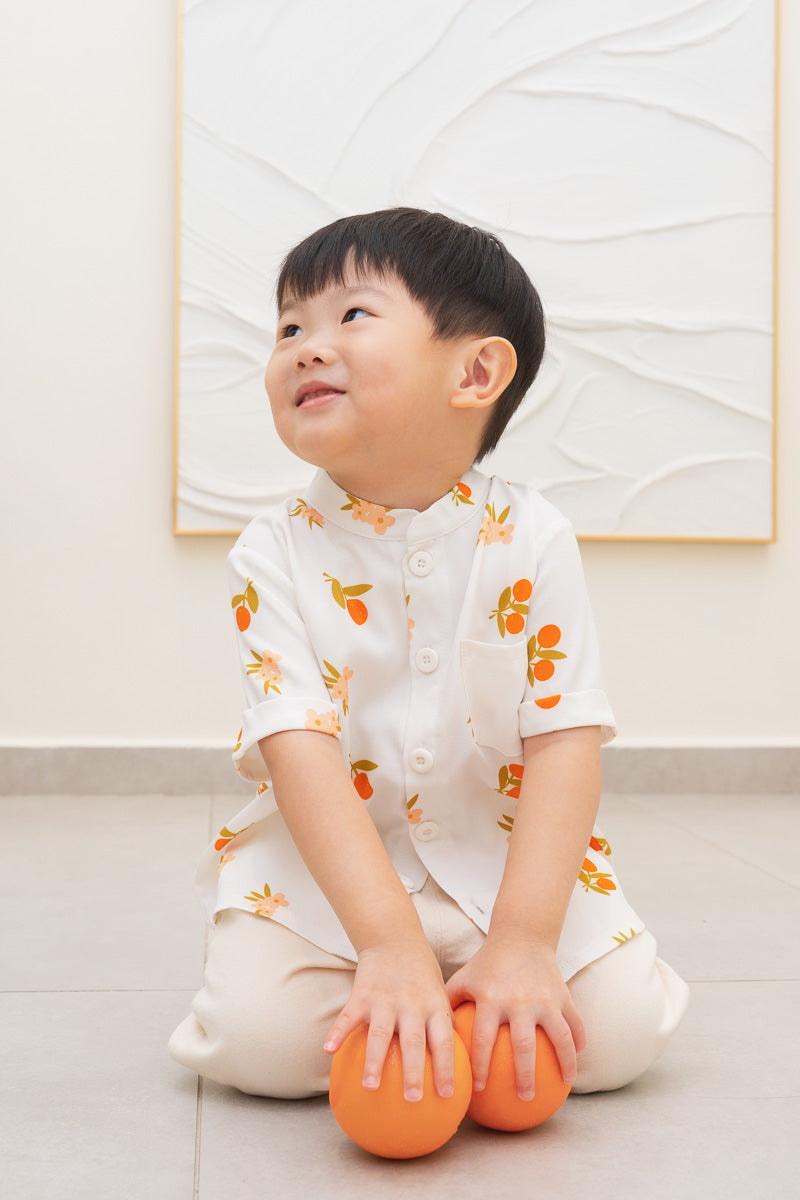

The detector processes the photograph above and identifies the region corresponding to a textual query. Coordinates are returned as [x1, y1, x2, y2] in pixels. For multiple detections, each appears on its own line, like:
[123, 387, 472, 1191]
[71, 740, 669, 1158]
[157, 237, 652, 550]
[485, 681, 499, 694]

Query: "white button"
[414, 820, 439, 843]
[415, 647, 439, 674]
[408, 550, 434, 577]
[409, 747, 434, 773]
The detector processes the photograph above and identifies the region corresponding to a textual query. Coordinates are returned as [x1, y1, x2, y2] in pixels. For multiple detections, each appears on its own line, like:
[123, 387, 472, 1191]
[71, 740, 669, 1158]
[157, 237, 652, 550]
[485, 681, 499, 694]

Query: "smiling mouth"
[295, 387, 344, 408]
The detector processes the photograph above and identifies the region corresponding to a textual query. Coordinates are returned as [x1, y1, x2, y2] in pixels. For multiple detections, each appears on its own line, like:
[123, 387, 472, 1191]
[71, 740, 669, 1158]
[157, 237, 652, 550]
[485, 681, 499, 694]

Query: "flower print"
[451, 480, 474, 506]
[321, 661, 353, 713]
[305, 708, 341, 736]
[218, 852, 236, 875]
[407, 794, 423, 823]
[290, 498, 325, 529]
[245, 883, 289, 918]
[231, 579, 259, 631]
[341, 493, 396, 535]
[478, 502, 514, 545]
[247, 649, 283, 695]
[578, 857, 617, 895]
[323, 573, 372, 624]
[406, 594, 415, 640]
[490, 578, 532, 637]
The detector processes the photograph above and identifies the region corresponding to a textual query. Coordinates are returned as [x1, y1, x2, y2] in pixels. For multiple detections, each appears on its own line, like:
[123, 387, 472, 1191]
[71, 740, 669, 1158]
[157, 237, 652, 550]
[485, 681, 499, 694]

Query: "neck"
[328, 465, 471, 512]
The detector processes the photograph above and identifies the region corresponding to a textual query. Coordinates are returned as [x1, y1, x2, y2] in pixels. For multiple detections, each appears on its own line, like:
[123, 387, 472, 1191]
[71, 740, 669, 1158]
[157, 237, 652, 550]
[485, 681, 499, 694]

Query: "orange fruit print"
[231, 579, 259, 631]
[537, 624, 561, 648]
[350, 758, 378, 799]
[324, 573, 372, 624]
[329, 1024, 472, 1158]
[490, 579, 531, 638]
[346, 597, 368, 625]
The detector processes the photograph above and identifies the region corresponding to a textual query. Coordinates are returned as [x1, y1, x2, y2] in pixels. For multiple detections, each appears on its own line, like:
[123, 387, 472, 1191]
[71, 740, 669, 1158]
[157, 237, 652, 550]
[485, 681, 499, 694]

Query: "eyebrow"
[278, 283, 391, 317]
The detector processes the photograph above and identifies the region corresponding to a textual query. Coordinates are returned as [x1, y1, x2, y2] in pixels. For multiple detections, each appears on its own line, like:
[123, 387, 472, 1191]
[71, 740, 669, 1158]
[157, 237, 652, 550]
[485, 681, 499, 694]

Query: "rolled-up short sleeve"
[228, 535, 341, 782]
[518, 518, 616, 745]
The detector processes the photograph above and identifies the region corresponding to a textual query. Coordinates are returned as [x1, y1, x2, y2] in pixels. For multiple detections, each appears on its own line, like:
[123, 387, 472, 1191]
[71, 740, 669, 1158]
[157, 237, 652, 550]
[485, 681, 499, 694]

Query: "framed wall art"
[174, 0, 777, 540]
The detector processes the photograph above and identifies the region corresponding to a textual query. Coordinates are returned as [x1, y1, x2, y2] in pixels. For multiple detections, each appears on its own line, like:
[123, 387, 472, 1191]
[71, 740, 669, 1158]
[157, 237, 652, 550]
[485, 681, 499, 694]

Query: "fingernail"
[473, 1080, 485, 1092]
[363, 1075, 378, 1090]
[324, 1041, 336, 1052]
[519, 1089, 535, 1102]
[405, 1087, 422, 1103]
[439, 1083, 454, 1098]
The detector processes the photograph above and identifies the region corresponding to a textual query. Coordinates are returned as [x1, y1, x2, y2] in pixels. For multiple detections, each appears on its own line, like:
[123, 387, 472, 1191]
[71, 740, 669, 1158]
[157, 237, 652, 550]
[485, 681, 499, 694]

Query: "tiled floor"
[2, 791, 797, 1199]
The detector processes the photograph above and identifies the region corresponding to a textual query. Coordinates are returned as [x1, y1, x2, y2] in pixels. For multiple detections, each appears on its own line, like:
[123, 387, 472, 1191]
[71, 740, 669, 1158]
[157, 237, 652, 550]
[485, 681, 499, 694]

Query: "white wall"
[1, 0, 798, 749]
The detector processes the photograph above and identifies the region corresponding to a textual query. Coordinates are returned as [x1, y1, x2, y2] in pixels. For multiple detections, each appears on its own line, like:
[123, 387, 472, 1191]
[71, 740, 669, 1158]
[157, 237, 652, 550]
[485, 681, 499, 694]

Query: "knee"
[569, 932, 690, 1094]
[169, 910, 352, 1099]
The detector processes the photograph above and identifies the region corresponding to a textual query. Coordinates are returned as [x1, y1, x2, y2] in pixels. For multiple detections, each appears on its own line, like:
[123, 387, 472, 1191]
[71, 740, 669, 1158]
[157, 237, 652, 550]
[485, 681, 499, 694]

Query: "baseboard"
[0, 743, 798, 795]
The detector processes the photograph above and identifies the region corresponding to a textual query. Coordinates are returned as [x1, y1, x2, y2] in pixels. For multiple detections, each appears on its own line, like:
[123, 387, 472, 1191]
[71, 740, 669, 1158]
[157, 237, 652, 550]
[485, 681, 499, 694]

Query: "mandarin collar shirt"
[197, 468, 642, 980]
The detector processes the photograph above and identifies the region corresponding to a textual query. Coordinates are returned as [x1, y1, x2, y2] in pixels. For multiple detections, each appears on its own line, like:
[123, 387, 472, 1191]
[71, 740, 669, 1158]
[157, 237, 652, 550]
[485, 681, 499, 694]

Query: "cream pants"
[169, 877, 689, 1098]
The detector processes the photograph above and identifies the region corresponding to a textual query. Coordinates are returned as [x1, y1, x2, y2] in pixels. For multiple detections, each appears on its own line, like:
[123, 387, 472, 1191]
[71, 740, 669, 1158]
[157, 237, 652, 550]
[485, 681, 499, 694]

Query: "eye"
[278, 323, 301, 340]
[342, 307, 369, 324]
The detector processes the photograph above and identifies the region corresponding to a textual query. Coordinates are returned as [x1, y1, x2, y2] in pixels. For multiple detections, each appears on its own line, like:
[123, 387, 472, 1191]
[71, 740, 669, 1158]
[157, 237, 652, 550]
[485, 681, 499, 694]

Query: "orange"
[352, 772, 373, 800]
[533, 659, 555, 682]
[512, 578, 532, 602]
[235, 605, 251, 631]
[537, 624, 561, 648]
[505, 612, 525, 635]
[452, 1002, 571, 1132]
[534, 694, 561, 710]
[346, 597, 368, 625]
[329, 1024, 472, 1159]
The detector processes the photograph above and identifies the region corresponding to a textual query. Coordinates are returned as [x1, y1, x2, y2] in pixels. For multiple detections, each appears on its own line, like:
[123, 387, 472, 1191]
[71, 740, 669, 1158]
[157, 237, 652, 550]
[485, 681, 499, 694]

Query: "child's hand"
[445, 932, 585, 1099]
[324, 939, 455, 1103]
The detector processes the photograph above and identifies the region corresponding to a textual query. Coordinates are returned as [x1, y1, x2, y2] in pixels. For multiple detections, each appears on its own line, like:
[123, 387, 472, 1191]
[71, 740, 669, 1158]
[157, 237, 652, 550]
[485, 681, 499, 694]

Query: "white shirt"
[196, 467, 643, 980]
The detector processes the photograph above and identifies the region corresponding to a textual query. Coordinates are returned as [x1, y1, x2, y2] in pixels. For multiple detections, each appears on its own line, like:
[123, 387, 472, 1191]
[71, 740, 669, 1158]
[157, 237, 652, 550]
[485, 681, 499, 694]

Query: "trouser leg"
[567, 930, 690, 1093]
[168, 909, 355, 1098]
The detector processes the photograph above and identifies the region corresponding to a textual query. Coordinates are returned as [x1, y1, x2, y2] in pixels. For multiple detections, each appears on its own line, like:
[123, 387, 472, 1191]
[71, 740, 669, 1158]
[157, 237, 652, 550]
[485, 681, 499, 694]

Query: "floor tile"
[658, 980, 800, 1099]
[0, 794, 210, 991]
[1, 991, 198, 1200]
[596, 795, 800, 982]
[633, 792, 800, 888]
[196, 1076, 796, 1199]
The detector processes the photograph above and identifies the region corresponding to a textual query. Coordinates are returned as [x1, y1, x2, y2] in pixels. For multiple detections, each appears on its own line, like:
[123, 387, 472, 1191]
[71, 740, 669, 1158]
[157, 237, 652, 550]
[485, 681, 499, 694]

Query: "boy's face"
[265, 268, 482, 503]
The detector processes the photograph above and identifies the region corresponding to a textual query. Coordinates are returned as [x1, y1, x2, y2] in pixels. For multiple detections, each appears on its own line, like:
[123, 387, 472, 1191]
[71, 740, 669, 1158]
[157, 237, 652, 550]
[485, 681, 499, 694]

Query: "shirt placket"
[402, 533, 446, 859]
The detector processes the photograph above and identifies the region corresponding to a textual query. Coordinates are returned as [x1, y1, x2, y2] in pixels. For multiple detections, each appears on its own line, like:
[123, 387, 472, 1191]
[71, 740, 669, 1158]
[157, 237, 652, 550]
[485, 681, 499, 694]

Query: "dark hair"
[276, 208, 545, 460]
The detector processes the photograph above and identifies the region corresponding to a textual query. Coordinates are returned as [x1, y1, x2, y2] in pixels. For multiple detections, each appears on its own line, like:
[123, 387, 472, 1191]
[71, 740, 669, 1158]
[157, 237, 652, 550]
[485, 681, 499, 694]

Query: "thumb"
[445, 970, 473, 1011]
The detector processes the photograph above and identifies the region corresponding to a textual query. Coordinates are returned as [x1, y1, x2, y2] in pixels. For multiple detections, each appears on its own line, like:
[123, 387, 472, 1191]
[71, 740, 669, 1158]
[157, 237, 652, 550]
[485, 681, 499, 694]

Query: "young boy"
[170, 208, 688, 1104]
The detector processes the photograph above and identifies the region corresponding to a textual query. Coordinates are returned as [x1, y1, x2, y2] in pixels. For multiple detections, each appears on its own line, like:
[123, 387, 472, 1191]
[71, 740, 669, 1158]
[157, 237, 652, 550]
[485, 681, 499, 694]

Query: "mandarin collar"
[304, 468, 491, 543]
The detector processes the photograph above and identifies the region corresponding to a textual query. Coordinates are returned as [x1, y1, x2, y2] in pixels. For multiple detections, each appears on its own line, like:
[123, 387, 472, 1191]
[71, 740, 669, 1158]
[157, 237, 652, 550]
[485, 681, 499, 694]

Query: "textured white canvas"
[175, 0, 776, 538]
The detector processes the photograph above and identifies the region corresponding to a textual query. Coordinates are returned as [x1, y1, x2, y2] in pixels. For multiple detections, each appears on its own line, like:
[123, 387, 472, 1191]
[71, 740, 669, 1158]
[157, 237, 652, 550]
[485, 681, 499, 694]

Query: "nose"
[295, 333, 336, 370]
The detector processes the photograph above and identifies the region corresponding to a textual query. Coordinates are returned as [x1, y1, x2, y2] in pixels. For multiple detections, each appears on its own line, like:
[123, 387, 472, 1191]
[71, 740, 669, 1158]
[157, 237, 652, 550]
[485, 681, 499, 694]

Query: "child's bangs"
[276, 224, 396, 311]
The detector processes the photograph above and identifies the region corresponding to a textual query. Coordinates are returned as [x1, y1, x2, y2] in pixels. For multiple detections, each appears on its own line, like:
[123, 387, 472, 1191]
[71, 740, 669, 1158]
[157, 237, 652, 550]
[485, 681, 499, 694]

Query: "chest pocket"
[460, 639, 527, 757]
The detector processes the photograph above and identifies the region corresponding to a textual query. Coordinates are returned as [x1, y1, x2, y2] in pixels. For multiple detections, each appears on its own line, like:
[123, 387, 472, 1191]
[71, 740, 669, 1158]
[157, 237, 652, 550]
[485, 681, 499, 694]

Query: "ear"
[449, 337, 517, 410]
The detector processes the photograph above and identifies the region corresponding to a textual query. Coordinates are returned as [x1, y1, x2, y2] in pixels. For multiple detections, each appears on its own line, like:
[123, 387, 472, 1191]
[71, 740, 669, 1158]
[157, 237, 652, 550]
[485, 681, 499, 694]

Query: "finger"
[468, 1007, 500, 1093]
[444, 971, 471, 1011]
[398, 1022, 427, 1103]
[542, 1016, 578, 1087]
[362, 1016, 395, 1090]
[323, 1005, 365, 1055]
[508, 1018, 538, 1101]
[426, 1010, 456, 1099]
